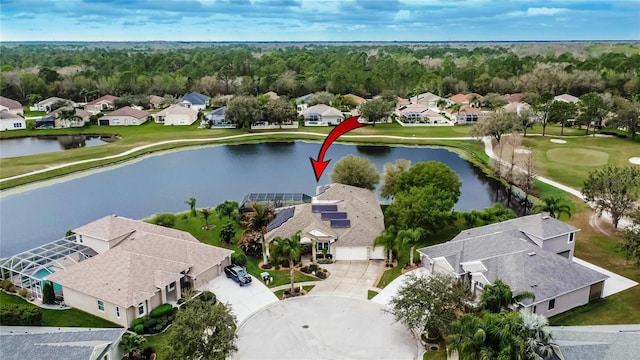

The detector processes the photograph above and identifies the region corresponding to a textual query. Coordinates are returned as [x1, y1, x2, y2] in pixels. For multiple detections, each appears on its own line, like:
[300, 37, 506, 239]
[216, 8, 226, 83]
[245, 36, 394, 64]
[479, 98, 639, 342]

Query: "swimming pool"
[33, 268, 62, 293]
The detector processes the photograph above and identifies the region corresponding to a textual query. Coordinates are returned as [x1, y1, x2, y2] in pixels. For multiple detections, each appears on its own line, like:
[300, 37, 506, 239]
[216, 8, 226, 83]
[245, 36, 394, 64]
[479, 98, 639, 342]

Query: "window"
[475, 281, 484, 289]
[548, 299, 555, 310]
[533, 306, 537, 314]
[168, 281, 176, 291]
[13, 122, 22, 128]
[138, 303, 145, 316]
[78, 234, 83, 243]
[116, 306, 120, 318]
[112, 119, 121, 125]
[97, 300, 104, 312]
[317, 242, 329, 251]
[568, 233, 575, 243]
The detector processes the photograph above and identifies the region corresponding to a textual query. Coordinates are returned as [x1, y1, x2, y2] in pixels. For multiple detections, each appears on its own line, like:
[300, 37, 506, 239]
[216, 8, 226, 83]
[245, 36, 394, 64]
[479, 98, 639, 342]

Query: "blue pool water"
[33, 268, 62, 293]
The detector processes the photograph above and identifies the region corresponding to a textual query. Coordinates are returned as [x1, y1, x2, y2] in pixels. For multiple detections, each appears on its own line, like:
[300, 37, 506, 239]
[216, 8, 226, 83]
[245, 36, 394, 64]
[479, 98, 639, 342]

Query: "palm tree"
[56, 108, 81, 128]
[436, 98, 447, 111]
[271, 231, 302, 294]
[480, 279, 536, 313]
[519, 310, 562, 360]
[200, 207, 212, 229]
[532, 197, 572, 219]
[374, 227, 397, 266]
[120, 332, 147, 359]
[244, 202, 276, 265]
[185, 197, 197, 217]
[397, 228, 423, 266]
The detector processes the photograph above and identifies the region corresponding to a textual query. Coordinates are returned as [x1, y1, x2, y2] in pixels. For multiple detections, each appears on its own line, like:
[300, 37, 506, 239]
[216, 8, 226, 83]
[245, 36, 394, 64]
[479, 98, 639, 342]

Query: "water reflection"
[0, 135, 113, 158]
[468, 163, 532, 216]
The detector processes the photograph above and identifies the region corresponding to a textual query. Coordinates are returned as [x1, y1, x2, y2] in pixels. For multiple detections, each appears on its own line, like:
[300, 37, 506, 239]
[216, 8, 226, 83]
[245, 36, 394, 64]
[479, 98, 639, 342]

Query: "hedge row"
[0, 305, 42, 326]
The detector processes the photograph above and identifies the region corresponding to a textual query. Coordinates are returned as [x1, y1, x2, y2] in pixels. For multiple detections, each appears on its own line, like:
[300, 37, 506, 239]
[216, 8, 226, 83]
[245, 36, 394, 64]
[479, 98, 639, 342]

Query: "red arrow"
[310, 115, 369, 181]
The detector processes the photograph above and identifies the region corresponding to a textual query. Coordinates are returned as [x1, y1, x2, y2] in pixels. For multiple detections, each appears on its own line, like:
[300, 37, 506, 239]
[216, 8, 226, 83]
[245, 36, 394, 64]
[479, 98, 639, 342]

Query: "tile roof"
[0, 111, 22, 119]
[266, 184, 384, 247]
[450, 93, 483, 104]
[344, 93, 367, 104]
[0, 96, 22, 109]
[181, 92, 209, 105]
[0, 327, 125, 360]
[149, 95, 164, 104]
[103, 106, 149, 119]
[36, 97, 69, 106]
[50, 222, 232, 307]
[73, 214, 199, 242]
[504, 93, 523, 103]
[304, 104, 343, 117]
[503, 102, 530, 113]
[411, 92, 443, 104]
[156, 104, 198, 117]
[265, 91, 280, 100]
[87, 95, 117, 105]
[551, 325, 640, 360]
[50, 107, 91, 119]
[554, 94, 580, 103]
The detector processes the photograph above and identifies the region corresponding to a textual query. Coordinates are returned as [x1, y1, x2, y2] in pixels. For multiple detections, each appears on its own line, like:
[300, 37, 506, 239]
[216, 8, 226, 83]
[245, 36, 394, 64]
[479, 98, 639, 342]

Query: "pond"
[0, 135, 115, 158]
[0, 141, 529, 256]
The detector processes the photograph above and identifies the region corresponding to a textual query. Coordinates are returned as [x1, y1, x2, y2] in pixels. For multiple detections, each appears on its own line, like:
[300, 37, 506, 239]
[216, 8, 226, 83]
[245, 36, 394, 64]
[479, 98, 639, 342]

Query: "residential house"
[265, 183, 385, 261]
[549, 324, 640, 360]
[503, 102, 531, 115]
[418, 214, 608, 317]
[149, 95, 165, 109]
[48, 215, 233, 328]
[155, 104, 198, 126]
[344, 93, 367, 106]
[504, 93, 523, 103]
[49, 107, 92, 128]
[410, 92, 447, 110]
[180, 92, 209, 112]
[450, 93, 483, 107]
[0, 96, 23, 115]
[0, 327, 125, 360]
[0, 111, 26, 131]
[98, 106, 149, 126]
[205, 106, 235, 127]
[34, 97, 74, 112]
[303, 104, 344, 126]
[85, 95, 118, 115]
[452, 104, 491, 124]
[554, 94, 580, 104]
[264, 91, 280, 100]
[396, 103, 454, 126]
[295, 93, 314, 113]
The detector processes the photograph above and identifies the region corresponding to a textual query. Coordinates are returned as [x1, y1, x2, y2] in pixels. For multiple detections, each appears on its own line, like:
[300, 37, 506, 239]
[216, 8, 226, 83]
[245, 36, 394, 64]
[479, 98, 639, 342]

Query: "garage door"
[99, 119, 110, 126]
[335, 246, 368, 261]
[369, 246, 385, 260]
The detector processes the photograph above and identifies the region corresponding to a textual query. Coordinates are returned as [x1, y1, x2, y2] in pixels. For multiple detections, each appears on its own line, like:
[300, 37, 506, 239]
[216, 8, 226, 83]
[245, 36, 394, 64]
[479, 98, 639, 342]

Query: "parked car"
[224, 265, 252, 287]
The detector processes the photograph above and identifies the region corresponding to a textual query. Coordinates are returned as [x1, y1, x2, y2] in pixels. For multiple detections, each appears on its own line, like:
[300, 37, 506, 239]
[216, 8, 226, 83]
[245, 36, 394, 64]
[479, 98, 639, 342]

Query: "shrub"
[151, 213, 176, 228]
[131, 316, 146, 329]
[143, 317, 158, 329]
[231, 253, 247, 267]
[274, 265, 281, 270]
[309, 264, 320, 273]
[143, 347, 156, 358]
[18, 289, 28, 298]
[42, 282, 55, 305]
[200, 291, 216, 303]
[316, 271, 327, 279]
[0, 305, 42, 326]
[300, 266, 311, 274]
[262, 263, 273, 269]
[133, 324, 144, 334]
[1, 279, 15, 292]
[150, 303, 173, 319]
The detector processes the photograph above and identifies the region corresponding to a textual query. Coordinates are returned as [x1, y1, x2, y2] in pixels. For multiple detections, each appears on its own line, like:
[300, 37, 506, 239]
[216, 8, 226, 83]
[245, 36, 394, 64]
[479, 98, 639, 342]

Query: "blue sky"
[1, 0, 638, 41]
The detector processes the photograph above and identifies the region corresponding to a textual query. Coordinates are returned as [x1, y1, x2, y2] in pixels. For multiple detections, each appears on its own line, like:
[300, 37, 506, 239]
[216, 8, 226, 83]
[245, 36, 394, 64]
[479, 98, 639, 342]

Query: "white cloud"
[394, 10, 413, 21]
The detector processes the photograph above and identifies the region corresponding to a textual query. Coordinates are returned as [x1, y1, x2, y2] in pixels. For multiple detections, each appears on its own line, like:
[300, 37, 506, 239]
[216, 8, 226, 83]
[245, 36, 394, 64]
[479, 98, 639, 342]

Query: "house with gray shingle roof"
[0, 326, 125, 360]
[47, 215, 233, 328]
[265, 183, 385, 261]
[180, 92, 209, 112]
[418, 214, 608, 317]
[549, 324, 640, 360]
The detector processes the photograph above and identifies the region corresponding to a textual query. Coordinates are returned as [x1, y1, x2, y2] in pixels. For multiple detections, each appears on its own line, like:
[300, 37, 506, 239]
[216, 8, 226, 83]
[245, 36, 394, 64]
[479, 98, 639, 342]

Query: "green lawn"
[423, 349, 447, 360]
[145, 331, 172, 360]
[527, 124, 586, 137]
[367, 289, 379, 300]
[0, 291, 120, 328]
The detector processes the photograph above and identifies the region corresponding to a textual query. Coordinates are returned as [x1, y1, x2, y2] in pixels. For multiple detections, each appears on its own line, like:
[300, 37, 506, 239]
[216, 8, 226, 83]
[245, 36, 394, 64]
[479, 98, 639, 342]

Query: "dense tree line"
[1, 44, 638, 105]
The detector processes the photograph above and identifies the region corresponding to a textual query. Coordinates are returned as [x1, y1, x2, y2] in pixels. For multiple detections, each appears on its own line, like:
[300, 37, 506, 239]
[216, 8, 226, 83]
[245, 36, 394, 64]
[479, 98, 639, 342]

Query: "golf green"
[546, 148, 610, 166]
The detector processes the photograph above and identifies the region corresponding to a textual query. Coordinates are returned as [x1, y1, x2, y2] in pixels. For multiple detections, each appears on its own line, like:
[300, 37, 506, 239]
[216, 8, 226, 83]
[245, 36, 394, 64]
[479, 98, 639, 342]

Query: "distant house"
[48, 215, 233, 328]
[303, 104, 344, 126]
[49, 107, 92, 128]
[264, 91, 280, 100]
[295, 93, 314, 113]
[418, 214, 608, 317]
[85, 95, 118, 115]
[265, 183, 385, 261]
[410, 92, 447, 109]
[149, 95, 165, 109]
[554, 94, 580, 104]
[503, 102, 531, 115]
[396, 103, 454, 126]
[33, 97, 74, 112]
[181, 92, 209, 112]
[450, 93, 483, 107]
[344, 94, 367, 106]
[0, 96, 23, 116]
[155, 104, 198, 126]
[205, 106, 234, 127]
[0, 111, 26, 131]
[504, 93, 523, 103]
[98, 106, 149, 126]
[0, 326, 125, 360]
[453, 105, 491, 124]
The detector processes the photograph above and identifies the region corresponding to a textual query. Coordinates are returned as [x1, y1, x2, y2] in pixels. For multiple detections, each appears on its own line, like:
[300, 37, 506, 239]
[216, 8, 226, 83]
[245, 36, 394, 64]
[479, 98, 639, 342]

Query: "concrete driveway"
[308, 260, 385, 299]
[200, 275, 278, 323]
[233, 296, 421, 360]
[371, 267, 431, 307]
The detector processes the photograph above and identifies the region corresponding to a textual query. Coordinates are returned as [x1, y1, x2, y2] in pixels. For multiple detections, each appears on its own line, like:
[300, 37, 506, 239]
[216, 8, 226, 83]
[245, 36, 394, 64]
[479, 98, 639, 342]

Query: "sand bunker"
[550, 139, 567, 144]
[629, 157, 640, 165]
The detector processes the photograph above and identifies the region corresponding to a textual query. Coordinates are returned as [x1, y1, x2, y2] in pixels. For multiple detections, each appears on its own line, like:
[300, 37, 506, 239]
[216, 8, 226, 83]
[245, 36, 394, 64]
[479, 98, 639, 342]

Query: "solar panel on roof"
[330, 219, 351, 228]
[312, 204, 338, 213]
[321, 212, 348, 220]
[267, 207, 295, 232]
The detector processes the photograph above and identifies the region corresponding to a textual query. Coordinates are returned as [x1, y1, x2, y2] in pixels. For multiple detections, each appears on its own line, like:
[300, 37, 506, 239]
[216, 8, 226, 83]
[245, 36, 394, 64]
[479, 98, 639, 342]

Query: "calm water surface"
[0, 135, 113, 158]
[0, 142, 525, 256]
